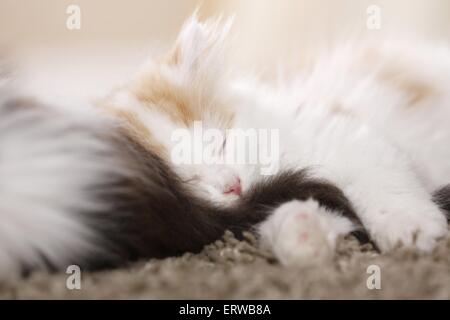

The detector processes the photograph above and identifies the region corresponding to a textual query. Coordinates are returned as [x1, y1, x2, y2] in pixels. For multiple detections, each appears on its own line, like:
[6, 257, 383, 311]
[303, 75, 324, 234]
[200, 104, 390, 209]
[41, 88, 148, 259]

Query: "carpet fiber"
[1, 230, 449, 299]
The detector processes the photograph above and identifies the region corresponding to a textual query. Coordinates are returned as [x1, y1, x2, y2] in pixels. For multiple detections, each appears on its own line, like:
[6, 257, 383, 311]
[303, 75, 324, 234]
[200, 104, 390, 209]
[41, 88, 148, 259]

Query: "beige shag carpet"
[1, 229, 449, 299]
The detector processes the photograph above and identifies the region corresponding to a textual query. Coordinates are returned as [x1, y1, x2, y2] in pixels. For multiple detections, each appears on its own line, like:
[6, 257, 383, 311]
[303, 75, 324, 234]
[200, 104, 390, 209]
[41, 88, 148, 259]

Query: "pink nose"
[224, 178, 242, 196]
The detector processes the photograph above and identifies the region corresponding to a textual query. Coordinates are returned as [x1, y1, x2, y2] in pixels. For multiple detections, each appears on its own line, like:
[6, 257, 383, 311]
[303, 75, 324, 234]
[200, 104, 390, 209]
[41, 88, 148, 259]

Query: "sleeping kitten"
[0, 16, 449, 279]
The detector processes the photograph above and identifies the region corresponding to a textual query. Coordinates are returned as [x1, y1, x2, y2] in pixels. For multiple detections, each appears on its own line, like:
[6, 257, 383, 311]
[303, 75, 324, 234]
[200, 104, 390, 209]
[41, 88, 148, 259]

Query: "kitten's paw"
[258, 199, 353, 265]
[368, 203, 448, 252]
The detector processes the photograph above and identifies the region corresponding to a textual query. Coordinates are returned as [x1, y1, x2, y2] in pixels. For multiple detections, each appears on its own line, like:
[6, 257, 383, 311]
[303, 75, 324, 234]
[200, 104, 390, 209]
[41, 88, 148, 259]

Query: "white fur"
[0, 88, 119, 279]
[158, 19, 449, 261]
[273, 42, 450, 253]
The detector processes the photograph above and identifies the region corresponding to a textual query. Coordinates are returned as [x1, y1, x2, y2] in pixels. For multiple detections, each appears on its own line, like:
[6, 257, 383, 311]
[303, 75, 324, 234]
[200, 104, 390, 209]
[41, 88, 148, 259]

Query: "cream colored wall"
[1, 1, 449, 104]
[1, 0, 449, 48]
[206, 0, 450, 67]
[0, 0, 198, 46]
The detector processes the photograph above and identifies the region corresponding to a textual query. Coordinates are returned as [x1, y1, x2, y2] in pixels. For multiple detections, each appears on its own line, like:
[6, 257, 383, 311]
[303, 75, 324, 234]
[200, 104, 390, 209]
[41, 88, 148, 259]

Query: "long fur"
[0, 90, 364, 278]
[1, 15, 449, 278]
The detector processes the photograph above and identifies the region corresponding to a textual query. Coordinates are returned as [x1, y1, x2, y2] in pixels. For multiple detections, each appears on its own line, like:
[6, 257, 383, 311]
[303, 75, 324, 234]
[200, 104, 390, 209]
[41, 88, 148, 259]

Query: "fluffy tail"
[0, 94, 130, 277]
[0, 92, 362, 279]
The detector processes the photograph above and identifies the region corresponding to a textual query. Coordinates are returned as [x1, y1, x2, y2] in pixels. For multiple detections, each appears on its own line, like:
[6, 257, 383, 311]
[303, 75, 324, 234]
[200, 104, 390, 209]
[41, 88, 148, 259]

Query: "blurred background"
[1, 0, 449, 106]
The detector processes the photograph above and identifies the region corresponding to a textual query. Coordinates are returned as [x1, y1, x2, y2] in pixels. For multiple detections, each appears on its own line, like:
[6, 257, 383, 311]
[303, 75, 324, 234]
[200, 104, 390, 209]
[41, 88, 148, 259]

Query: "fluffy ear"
[166, 14, 233, 73]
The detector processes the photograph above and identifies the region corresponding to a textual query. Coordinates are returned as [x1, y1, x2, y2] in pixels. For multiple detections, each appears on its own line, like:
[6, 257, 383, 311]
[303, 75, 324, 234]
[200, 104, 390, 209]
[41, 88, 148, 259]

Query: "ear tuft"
[166, 13, 234, 71]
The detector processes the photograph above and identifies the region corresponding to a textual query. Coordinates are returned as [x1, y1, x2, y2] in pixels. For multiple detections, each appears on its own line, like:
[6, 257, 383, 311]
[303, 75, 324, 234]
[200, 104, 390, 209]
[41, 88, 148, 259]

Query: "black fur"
[78, 133, 367, 270]
[433, 185, 450, 222]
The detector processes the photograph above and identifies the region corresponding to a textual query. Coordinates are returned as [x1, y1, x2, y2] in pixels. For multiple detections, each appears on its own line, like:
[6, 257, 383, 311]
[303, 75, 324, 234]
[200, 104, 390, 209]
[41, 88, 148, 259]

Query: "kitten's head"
[103, 15, 258, 205]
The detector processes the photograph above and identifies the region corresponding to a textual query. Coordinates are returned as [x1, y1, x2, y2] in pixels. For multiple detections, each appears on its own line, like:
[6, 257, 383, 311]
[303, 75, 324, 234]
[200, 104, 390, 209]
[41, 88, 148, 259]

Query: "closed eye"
[182, 175, 200, 183]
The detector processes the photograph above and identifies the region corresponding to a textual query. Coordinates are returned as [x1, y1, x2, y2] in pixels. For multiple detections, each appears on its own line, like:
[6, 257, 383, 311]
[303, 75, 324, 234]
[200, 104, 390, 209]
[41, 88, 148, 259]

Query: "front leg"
[302, 118, 449, 252]
[344, 176, 448, 252]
